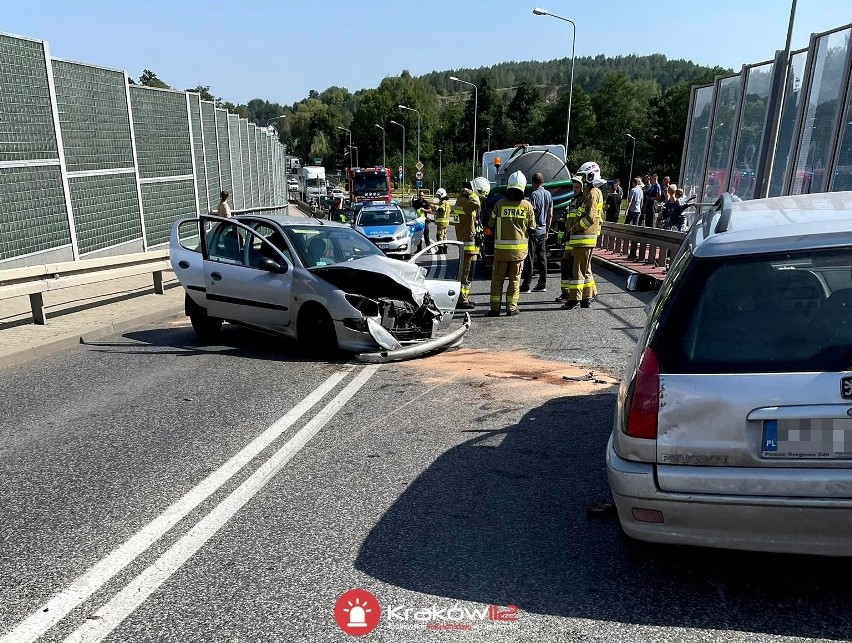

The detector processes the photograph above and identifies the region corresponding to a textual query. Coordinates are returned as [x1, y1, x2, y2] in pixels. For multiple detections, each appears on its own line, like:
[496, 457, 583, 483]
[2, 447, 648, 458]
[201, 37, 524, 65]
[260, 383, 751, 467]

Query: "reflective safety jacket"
[566, 186, 603, 248]
[435, 200, 452, 225]
[488, 197, 536, 261]
[455, 192, 481, 255]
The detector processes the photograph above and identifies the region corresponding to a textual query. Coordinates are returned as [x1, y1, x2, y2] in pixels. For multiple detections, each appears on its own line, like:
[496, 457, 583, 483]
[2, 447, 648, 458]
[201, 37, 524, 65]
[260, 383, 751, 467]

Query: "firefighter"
[434, 188, 452, 253]
[329, 196, 347, 223]
[455, 177, 489, 310]
[487, 171, 535, 317]
[562, 161, 604, 310]
[556, 176, 585, 302]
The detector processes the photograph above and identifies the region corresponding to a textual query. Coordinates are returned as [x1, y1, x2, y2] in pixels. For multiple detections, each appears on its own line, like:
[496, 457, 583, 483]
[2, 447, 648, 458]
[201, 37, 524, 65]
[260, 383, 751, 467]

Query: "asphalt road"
[1, 264, 851, 643]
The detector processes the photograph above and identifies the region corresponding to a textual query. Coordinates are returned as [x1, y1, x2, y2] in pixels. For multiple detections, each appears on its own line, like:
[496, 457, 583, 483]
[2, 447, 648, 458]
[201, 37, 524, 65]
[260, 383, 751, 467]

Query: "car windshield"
[354, 175, 389, 196]
[283, 226, 384, 267]
[358, 209, 404, 226]
[401, 207, 419, 222]
[656, 247, 852, 373]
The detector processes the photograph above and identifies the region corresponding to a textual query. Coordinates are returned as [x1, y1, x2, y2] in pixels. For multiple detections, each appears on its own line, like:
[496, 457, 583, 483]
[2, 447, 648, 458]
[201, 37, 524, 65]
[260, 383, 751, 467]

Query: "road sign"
[398, 165, 403, 174]
[415, 171, 423, 180]
[416, 178, 423, 189]
[313, 157, 322, 165]
[415, 161, 424, 171]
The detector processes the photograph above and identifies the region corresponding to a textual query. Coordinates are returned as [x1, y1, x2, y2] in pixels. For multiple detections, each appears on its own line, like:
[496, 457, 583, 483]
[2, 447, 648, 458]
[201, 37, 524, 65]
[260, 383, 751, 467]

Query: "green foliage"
[139, 69, 169, 89]
[186, 85, 215, 102]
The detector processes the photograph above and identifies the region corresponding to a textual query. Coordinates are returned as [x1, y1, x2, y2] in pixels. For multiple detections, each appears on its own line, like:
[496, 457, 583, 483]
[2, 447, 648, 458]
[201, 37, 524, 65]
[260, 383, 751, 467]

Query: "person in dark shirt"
[411, 190, 434, 247]
[605, 178, 622, 222]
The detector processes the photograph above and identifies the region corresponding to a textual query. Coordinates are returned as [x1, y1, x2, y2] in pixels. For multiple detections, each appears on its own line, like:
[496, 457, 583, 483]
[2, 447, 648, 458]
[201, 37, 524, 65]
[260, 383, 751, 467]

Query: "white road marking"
[63, 364, 380, 643]
[1, 367, 353, 643]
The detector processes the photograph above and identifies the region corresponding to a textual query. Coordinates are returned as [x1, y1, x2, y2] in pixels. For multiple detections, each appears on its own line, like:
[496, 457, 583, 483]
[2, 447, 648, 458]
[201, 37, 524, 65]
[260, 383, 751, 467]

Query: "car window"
[359, 209, 404, 226]
[207, 223, 247, 266]
[283, 226, 383, 268]
[402, 208, 418, 222]
[177, 219, 201, 252]
[656, 247, 852, 374]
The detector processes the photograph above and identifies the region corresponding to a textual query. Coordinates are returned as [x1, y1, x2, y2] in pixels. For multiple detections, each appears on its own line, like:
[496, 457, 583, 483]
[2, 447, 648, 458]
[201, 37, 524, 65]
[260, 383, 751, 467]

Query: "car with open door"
[607, 191, 852, 555]
[170, 214, 469, 361]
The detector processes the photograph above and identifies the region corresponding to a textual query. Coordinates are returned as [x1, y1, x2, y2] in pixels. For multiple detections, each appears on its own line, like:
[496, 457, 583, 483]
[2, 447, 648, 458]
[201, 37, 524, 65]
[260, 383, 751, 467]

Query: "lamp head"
[533, 7, 548, 15]
[449, 76, 460, 82]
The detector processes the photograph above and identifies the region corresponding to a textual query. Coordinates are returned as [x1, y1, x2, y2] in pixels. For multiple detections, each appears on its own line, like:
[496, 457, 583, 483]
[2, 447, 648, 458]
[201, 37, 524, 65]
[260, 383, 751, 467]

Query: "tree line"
[131, 53, 729, 189]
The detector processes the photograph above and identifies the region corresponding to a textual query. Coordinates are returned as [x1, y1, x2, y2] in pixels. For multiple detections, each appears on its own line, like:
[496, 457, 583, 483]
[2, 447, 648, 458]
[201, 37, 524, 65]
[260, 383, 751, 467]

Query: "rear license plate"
[762, 419, 852, 459]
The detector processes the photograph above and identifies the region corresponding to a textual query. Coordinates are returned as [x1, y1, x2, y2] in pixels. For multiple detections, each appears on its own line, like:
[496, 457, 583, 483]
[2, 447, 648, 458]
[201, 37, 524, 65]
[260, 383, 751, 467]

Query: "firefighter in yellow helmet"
[556, 175, 585, 301]
[455, 177, 489, 309]
[563, 161, 604, 310]
[488, 171, 536, 316]
[434, 188, 451, 253]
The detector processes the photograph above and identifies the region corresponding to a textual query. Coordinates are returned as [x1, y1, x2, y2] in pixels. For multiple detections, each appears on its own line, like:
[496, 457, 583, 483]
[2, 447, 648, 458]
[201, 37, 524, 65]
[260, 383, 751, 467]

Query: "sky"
[3, 0, 849, 106]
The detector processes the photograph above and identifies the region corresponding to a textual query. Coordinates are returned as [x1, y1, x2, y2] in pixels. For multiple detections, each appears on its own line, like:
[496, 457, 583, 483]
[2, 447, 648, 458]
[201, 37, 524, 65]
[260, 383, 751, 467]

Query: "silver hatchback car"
[607, 191, 852, 555]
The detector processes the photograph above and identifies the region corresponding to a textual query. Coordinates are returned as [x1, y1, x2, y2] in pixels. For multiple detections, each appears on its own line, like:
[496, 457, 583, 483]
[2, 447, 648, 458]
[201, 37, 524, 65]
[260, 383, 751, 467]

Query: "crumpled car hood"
[311, 255, 428, 305]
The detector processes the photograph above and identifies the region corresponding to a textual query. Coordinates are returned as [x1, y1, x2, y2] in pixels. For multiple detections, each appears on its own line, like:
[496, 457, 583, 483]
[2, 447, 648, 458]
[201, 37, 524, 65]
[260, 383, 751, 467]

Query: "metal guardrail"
[598, 223, 686, 269]
[0, 250, 171, 325]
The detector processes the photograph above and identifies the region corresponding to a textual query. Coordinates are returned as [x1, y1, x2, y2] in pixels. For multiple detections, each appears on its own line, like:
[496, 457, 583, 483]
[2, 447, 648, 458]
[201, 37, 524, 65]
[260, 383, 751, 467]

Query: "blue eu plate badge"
[763, 420, 778, 453]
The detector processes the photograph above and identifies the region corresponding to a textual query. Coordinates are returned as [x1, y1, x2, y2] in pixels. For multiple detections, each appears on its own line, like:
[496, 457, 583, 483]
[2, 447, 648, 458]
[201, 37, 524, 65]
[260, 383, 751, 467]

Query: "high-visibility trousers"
[567, 247, 596, 302]
[560, 246, 574, 296]
[436, 223, 448, 243]
[460, 252, 476, 303]
[490, 259, 523, 312]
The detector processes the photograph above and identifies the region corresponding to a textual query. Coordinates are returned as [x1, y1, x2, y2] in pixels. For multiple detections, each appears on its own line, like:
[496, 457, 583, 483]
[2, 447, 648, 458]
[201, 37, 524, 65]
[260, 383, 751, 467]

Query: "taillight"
[625, 347, 659, 439]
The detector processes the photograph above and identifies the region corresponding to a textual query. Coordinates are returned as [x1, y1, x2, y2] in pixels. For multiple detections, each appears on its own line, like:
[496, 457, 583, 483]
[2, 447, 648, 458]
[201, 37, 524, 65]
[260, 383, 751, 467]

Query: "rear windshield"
[656, 247, 852, 373]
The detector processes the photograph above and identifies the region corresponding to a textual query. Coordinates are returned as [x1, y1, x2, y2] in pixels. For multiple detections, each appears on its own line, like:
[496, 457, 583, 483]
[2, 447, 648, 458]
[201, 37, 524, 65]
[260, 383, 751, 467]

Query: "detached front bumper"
[356, 313, 471, 363]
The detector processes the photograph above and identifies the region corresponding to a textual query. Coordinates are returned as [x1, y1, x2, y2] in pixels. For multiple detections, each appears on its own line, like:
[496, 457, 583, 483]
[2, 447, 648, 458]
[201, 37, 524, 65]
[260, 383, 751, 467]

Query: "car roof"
[235, 214, 350, 229]
[691, 191, 852, 258]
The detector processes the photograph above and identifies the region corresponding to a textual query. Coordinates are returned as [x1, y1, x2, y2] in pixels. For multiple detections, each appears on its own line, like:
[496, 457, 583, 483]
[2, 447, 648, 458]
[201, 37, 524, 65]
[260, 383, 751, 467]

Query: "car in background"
[607, 191, 852, 555]
[330, 188, 346, 200]
[354, 203, 423, 259]
[169, 214, 469, 362]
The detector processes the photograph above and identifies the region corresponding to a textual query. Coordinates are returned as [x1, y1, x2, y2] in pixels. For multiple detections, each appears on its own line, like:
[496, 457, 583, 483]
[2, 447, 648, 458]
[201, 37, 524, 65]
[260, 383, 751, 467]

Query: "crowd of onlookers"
[612, 173, 697, 232]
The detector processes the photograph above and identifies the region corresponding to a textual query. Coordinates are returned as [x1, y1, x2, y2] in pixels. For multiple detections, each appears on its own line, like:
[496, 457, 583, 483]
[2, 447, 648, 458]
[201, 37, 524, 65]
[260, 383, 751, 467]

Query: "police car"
[354, 202, 424, 259]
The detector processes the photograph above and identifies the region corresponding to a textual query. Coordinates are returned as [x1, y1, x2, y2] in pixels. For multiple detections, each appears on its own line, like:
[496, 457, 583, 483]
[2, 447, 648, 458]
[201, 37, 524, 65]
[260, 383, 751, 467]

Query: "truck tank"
[495, 145, 572, 186]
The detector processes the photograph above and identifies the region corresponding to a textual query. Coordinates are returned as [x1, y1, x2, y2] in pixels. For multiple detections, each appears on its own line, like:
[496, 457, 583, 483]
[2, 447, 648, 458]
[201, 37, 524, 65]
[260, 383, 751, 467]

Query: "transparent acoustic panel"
[262, 136, 271, 205]
[0, 35, 58, 162]
[240, 119, 252, 208]
[730, 62, 774, 200]
[769, 51, 808, 197]
[681, 85, 715, 197]
[51, 61, 134, 172]
[141, 179, 197, 247]
[227, 114, 244, 209]
[69, 173, 142, 254]
[202, 101, 220, 211]
[215, 108, 232, 199]
[703, 75, 743, 200]
[129, 86, 193, 179]
[188, 94, 207, 214]
[0, 165, 70, 260]
[830, 68, 852, 191]
[248, 126, 259, 208]
[791, 27, 852, 194]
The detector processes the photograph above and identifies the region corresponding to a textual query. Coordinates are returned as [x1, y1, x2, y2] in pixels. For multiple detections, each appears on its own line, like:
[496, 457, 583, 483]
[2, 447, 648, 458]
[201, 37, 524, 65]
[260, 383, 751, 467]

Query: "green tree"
[186, 85, 215, 102]
[139, 69, 170, 89]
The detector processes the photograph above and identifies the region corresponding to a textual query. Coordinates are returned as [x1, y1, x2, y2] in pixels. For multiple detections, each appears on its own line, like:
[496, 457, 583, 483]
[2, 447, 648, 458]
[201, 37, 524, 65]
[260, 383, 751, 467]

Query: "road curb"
[0, 301, 185, 370]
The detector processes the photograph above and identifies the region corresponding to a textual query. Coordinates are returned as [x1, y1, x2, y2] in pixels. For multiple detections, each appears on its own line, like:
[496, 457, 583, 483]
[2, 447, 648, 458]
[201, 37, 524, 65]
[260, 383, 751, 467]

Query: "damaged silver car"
[169, 215, 469, 361]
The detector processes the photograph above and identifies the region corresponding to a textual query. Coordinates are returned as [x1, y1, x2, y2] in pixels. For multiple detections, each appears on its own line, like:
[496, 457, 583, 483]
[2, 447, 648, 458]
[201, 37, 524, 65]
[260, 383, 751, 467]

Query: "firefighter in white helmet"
[455, 177, 489, 309]
[562, 161, 604, 309]
[434, 188, 451, 254]
[487, 171, 536, 316]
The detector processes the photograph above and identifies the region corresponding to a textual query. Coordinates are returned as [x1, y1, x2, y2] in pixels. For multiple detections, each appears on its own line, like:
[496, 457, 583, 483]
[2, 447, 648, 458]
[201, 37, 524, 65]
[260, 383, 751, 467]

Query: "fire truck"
[347, 167, 394, 204]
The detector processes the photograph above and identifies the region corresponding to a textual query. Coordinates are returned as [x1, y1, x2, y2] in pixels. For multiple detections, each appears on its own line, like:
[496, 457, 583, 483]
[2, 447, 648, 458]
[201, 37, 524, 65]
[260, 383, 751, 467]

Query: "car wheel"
[297, 303, 339, 355]
[186, 294, 222, 340]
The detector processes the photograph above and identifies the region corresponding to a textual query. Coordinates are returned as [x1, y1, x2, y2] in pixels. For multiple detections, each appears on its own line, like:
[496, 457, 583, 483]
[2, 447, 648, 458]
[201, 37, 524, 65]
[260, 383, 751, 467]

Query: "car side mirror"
[626, 274, 658, 292]
[259, 257, 288, 274]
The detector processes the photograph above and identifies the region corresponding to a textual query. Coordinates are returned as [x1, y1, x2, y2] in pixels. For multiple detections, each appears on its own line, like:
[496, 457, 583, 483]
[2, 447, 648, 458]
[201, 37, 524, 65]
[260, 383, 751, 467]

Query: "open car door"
[409, 241, 463, 329]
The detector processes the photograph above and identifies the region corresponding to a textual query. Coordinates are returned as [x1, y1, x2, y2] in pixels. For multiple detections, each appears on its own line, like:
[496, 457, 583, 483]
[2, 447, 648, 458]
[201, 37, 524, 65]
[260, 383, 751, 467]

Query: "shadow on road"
[355, 392, 852, 640]
[83, 323, 348, 365]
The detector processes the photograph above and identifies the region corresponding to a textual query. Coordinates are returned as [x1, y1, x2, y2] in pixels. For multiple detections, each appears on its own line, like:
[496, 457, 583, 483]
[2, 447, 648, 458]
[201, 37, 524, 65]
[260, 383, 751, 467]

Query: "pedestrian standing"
[643, 174, 662, 227]
[411, 190, 433, 248]
[625, 177, 643, 225]
[455, 177, 489, 310]
[563, 161, 604, 310]
[217, 190, 231, 218]
[605, 178, 623, 223]
[487, 171, 535, 317]
[520, 172, 552, 293]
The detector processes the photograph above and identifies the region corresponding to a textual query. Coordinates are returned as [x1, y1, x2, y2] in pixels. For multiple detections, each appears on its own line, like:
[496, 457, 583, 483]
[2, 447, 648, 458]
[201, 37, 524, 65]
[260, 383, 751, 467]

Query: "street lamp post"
[398, 105, 421, 164]
[337, 126, 353, 170]
[390, 120, 405, 201]
[627, 134, 636, 188]
[450, 76, 478, 178]
[352, 146, 359, 168]
[438, 149, 442, 188]
[486, 127, 491, 152]
[533, 8, 576, 158]
[374, 124, 386, 168]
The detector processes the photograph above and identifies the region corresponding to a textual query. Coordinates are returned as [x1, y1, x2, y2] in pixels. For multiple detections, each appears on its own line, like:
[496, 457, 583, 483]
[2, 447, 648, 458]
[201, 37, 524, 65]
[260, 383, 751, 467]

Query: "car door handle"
[210, 272, 222, 282]
[177, 260, 190, 269]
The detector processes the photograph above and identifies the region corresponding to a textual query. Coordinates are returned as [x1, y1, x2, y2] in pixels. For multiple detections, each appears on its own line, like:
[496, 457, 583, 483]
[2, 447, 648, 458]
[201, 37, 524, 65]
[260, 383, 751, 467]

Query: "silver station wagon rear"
[607, 192, 852, 555]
